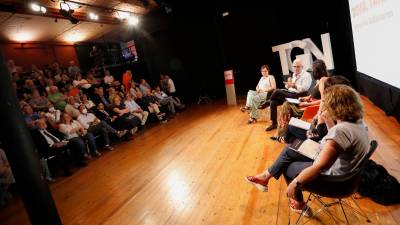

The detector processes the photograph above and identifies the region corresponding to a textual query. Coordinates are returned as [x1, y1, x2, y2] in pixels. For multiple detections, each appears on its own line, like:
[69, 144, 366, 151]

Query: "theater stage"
[1, 97, 399, 225]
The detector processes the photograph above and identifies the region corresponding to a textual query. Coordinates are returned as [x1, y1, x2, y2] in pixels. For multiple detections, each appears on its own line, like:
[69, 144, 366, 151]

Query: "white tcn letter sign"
[272, 33, 334, 75]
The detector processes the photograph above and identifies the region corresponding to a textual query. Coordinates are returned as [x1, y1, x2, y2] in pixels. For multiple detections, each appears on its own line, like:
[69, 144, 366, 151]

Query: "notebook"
[288, 139, 320, 160]
[288, 117, 311, 130]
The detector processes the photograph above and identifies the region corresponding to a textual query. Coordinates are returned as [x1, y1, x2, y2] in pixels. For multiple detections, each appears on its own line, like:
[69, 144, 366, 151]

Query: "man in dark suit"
[31, 119, 86, 176]
[91, 87, 111, 108]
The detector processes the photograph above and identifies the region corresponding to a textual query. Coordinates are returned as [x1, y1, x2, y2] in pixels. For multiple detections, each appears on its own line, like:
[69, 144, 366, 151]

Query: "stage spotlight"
[127, 16, 139, 26]
[31, 3, 47, 14]
[117, 11, 130, 20]
[59, 1, 79, 24]
[30, 3, 41, 11]
[89, 12, 98, 20]
[60, 9, 79, 24]
[40, 6, 46, 14]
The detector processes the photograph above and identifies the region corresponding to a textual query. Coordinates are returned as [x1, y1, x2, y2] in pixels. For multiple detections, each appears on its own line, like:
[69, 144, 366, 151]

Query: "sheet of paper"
[288, 117, 311, 130]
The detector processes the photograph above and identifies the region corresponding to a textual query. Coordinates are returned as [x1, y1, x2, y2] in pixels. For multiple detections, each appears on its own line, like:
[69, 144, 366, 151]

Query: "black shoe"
[265, 124, 277, 131]
[258, 101, 270, 109]
[64, 170, 73, 177]
[270, 136, 278, 141]
[77, 161, 87, 167]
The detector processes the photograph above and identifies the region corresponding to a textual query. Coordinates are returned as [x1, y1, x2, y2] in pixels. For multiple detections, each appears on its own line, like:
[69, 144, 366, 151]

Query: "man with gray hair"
[263, 59, 312, 131]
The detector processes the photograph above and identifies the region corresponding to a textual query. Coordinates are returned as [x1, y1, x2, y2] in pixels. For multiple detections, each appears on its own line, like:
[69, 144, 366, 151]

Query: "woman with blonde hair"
[246, 85, 369, 215]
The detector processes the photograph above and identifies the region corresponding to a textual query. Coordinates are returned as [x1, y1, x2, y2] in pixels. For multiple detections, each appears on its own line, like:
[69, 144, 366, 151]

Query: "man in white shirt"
[77, 105, 125, 150]
[264, 59, 312, 131]
[124, 93, 149, 126]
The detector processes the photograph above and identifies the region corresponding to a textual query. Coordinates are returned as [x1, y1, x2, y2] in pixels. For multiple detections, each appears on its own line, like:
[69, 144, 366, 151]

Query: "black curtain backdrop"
[135, 0, 340, 102]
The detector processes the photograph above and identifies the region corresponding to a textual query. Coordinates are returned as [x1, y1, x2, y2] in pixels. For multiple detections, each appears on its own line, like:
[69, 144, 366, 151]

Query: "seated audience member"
[65, 97, 81, 119]
[0, 147, 15, 206]
[44, 105, 62, 127]
[139, 79, 151, 94]
[108, 87, 119, 103]
[241, 65, 276, 123]
[68, 60, 80, 77]
[77, 105, 125, 150]
[129, 81, 141, 98]
[246, 85, 369, 215]
[122, 70, 133, 92]
[110, 96, 140, 135]
[19, 99, 30, 110]
[104, 70, 116, 86]
[87, 72, 100, 85]
[159, 74, 169, 93]
[48, 86, 67, 110]
[66, 84, 80, 97]
[93, 103, 114, 125]
[56, 72, 70, 91]
[51, 62, 62, 77]
[135, 91, 166, 121]
[153, 87, 185, 114]
[92, 87, 111, 108]
[22, 79, 37, 95]
[263, 59, 313, 131]
[81, 94, 96, 110]
[72, 73, 91, 90]
[31, 64, 44, 78]
[59, 113, 101, 158]
[22, 105, 40, 128]
[31, 119, 80, 176]
[45, 79, 55, 94]
[29, 89, 52, 112]
[124, 93, 149, 126]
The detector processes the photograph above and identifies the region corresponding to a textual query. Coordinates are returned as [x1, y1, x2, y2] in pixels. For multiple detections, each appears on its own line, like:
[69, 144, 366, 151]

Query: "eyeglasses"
[293, 65, 302, 68]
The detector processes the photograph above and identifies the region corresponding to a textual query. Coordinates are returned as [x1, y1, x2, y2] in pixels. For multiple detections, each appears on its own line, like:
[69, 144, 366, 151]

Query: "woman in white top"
[72, 73, 91, 89]
[104, 70, 115, 85]
[81, 94, 96, 110]
[242, 65, 276, 123]
[59, 112, 100, 157]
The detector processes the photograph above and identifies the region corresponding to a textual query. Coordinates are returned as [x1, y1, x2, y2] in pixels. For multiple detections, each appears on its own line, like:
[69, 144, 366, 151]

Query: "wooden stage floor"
[1, 97, 399, 225]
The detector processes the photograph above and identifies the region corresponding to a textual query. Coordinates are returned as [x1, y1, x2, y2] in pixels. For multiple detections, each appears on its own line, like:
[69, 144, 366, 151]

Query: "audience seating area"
[0, 60, 185, 207]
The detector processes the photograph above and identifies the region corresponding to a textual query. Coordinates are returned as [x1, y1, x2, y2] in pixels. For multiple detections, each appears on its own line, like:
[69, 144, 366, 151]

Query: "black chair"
[291, 140, 378, 225]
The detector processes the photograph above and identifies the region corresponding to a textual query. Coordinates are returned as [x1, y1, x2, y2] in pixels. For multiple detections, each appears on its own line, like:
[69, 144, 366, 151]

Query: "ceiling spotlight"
[89, 12, 99, 20]
[127, 16, 139, 26]
[60, 2, 79, 24]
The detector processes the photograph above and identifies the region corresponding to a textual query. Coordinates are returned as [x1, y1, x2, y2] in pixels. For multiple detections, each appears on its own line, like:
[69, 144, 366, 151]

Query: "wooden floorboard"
[0, 97, 399, 225]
